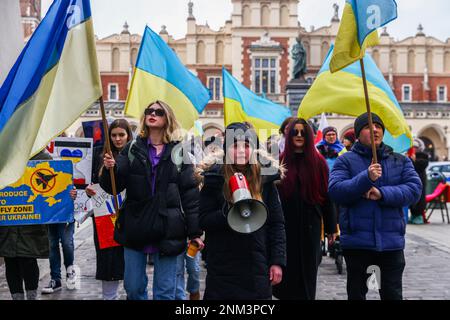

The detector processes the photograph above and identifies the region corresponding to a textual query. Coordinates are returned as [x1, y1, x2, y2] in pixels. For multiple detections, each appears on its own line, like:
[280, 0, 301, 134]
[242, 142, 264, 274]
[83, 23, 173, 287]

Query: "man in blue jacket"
[329, 112, 422, 300]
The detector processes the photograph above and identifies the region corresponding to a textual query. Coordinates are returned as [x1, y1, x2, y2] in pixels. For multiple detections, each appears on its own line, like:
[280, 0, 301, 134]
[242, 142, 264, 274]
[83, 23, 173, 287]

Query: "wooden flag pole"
[359, 58, 378, 164]
[99, 96, 120, 214]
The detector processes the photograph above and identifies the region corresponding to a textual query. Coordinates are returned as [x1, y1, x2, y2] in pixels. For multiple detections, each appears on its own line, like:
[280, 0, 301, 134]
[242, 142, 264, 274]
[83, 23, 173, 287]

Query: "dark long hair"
[103, 119, 133, 157]
[278, 118, 329, 205]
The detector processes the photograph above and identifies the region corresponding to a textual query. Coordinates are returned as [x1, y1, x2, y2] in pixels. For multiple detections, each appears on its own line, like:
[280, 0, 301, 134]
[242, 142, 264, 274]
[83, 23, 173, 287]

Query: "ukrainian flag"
[330, 0, 397, 73]
[0, 0, 102, 189]
[125, 26, 210, 129]
[298, 46, 412, 153]
[223, 68, 291, 135]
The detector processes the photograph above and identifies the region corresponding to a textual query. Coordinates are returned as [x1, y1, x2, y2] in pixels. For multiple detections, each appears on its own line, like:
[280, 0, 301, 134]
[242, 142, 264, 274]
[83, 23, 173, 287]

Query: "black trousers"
[343, 249, 405, 300]
[4, 257, 40, 294]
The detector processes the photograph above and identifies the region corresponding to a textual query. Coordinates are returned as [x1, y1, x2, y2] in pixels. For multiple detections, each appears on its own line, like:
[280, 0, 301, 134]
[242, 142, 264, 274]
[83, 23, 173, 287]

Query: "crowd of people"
[0, 100, 425, 301]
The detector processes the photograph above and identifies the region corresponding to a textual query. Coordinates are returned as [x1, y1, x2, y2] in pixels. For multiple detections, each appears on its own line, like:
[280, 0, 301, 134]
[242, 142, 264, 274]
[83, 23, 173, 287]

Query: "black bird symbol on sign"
[35, 172, 58, 190]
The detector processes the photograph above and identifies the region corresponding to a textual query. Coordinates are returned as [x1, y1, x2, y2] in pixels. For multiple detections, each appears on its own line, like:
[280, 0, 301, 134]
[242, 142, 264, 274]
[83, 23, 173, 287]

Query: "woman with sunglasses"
[273, 118, 337, 300]
[100, 101, 203, 300]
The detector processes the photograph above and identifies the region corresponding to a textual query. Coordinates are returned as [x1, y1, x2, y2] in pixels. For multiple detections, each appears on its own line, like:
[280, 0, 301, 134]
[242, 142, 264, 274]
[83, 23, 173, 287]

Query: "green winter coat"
[0, 151, 51, 259]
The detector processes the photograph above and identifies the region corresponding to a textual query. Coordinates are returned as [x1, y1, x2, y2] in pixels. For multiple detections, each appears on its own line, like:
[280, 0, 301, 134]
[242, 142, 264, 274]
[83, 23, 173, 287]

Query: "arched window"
[216, 41, 224, 65]
[426, 49, 433, 73]
[445, 51, 450, 73]
[321, 41, 330, 63]
[131, 48, 138, 67]
[196, 41, 206, 64]
[408, 49, 415, 73]
[242, 5, 251, 26]
[112, 48, 120, 71]
[280, 5, 289, 26]
[372, 49, 380, 67]
[390, 50, 397, 72]
[261, 5, 270, 26]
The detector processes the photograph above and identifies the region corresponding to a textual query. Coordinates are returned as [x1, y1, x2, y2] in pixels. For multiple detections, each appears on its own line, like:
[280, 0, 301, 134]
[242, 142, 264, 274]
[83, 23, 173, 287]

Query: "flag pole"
[359, 58, 378, 164]
[99, 96, 120, 213]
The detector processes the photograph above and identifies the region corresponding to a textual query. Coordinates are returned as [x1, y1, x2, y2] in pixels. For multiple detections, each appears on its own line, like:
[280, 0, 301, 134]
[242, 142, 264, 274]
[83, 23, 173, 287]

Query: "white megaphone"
[227, 173, 268, 234]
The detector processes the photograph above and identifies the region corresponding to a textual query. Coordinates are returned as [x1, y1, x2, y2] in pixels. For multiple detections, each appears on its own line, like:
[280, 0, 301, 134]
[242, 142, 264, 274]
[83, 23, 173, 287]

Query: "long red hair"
[278, 118, 329, 205]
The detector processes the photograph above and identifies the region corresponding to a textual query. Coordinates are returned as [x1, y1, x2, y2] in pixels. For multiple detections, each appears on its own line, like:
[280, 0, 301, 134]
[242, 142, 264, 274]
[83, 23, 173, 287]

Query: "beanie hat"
[354, 112, 385, 138]
[343, 129, 356, 143]
[323, 126, 338, 137]
[224, 122, 258, 150]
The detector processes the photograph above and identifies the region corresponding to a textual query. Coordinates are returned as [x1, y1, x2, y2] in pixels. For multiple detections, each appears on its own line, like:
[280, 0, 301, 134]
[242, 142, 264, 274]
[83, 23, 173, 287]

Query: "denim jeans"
[123, 247, 185, 300]
[181, 252, 201, 294]
[48, 222, 75, 281]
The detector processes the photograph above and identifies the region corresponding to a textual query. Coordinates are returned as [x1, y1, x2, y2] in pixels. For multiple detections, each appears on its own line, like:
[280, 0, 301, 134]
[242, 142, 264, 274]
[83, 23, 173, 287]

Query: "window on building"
[261, 5, 270, 26]
[280, 5, 289, 26]
[196, 41, 206, 64]
[242, 5, 251, 26]
[253, 57, 277, 94]
[109, 84, 118, 101]
[438, 86, 447, 102]
[112, 48, 120, 72]
[402, 85, 412, 102]
[207, 76, 222, 101]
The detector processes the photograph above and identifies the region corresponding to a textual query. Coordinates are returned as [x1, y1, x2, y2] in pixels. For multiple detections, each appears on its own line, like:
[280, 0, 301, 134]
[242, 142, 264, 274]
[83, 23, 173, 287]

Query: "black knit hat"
[223, 122, 258, 150]
[323, 126, 338, 137]
[354, 112, 385, 138]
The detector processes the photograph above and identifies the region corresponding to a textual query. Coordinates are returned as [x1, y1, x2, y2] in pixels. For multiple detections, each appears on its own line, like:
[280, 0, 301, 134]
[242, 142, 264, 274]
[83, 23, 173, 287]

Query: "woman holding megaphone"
[273, 118, 337, 300]
[197, 122, 286, 300]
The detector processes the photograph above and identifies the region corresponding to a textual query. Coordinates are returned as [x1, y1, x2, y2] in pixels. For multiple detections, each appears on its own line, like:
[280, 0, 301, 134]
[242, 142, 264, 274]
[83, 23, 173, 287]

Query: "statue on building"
[292, 35, 307, 80]
[332, 3, 340, 22]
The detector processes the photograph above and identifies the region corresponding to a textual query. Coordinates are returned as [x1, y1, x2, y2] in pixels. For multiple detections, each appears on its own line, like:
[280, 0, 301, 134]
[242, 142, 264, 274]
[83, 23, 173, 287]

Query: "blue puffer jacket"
[329, 142, 422, 251]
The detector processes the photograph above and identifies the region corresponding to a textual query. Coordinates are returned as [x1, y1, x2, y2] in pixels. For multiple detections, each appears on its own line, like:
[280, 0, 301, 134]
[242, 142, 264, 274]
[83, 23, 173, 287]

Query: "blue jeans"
[123, 247, 185, 300]
[48, 222, 75, 282]
[181, 252, 201, 294]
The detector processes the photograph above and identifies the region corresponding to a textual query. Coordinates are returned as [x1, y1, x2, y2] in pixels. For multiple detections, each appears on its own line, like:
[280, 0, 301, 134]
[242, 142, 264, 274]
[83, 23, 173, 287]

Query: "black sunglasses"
[144, 107, 165, 117]
[293, 129, 306, 137]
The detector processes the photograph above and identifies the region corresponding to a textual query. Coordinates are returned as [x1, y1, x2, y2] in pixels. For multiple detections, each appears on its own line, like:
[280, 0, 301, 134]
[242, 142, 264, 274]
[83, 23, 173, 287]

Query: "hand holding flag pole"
[99, 97, 119, 214]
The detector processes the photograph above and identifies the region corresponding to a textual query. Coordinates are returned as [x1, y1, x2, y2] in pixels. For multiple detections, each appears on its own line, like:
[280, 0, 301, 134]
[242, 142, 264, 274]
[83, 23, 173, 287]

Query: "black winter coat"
[91, 146, 124, 281]
[410, 151, 429, 217]
[199, 164, 286, 300]
[100, 137, 202, 256]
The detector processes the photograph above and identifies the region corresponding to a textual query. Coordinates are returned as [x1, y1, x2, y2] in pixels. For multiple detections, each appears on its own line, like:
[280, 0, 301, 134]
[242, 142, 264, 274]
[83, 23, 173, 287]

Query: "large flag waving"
[330, 0, 397, 73]
[0, 0, 102, 189]
[223, 68, 291, 134]
[125, 26, 210, 129]
[298, 46, 412, 153]
[314, 113, 329, 145]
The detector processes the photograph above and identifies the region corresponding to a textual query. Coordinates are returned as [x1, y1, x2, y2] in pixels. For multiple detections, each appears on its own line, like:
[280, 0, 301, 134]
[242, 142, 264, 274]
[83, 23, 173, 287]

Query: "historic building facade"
[20, 0, 450, 160]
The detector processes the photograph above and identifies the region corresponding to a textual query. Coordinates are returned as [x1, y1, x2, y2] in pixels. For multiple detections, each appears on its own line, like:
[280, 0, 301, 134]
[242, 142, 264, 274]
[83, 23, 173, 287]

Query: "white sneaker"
[66, 265, 77, 290]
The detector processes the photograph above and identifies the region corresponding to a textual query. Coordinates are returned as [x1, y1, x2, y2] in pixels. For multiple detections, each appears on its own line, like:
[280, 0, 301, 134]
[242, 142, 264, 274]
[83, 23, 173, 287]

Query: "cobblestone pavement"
[1, 212, 449, 300]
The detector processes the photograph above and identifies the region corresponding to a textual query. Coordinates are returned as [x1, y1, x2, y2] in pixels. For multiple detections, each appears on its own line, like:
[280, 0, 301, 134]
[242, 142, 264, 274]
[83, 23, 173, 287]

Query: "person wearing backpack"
[100, 100, 203, 300]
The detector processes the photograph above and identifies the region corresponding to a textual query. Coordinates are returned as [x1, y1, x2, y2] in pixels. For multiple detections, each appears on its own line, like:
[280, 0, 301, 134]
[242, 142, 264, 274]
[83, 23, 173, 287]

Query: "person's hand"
[368, 162, 382, 182]
[103, 153, 115, 169]
[70, 187, 77, 201]
[85, 184, 96, 197]
[328, 233, 338, 246]
[365, 187, 382, 201]
[270, 265, 283, 286]
[190, 238, 205, 250]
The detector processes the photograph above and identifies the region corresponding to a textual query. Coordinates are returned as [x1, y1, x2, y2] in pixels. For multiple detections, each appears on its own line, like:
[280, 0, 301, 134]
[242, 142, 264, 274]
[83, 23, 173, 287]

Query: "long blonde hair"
[223, 146, 262, 202]
[138, 100, 182, 143]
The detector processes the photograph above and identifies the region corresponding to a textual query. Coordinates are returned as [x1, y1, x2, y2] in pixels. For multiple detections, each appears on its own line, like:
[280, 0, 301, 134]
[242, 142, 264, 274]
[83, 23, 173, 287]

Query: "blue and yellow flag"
[0, 0, 102, 189]
[299, 46, 412, 153]
[330, 0, 397, 73]
[223, 68, 291, 134]
[125, 26, 210, 129]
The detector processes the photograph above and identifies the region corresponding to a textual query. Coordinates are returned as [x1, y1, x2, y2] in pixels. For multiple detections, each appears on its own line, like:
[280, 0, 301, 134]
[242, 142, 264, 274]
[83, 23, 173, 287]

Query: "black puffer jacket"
[199, 164, 286, 300]
[100, 136, 201, 256]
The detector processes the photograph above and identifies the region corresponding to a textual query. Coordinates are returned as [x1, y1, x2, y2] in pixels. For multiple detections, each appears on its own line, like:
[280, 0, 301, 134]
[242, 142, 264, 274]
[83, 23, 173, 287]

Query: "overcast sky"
[41, 0, 450, 42]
